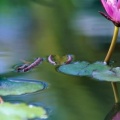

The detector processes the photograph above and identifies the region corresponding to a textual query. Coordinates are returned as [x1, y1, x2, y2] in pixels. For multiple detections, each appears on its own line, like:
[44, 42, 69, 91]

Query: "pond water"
[1, 0, 120, 120]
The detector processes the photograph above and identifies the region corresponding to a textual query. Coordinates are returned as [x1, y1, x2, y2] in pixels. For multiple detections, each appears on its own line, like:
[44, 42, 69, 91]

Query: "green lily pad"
[0, 78, 46, 96]
[0, 102, 48, 120]
[58, 61, 110, 76]
[92, 67, 120, 82]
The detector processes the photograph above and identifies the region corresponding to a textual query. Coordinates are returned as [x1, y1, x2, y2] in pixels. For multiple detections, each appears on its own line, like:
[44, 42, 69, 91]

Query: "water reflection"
[71, 12, 114, 37]
[0, 1, 119, 120]
[32, 0, 55, 7]
[0, 2, 36, 73]
[105, 103, 120, 120]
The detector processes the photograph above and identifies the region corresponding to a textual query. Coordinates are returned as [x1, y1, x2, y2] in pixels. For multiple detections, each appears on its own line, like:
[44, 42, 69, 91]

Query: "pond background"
[1, 0, 120, 120]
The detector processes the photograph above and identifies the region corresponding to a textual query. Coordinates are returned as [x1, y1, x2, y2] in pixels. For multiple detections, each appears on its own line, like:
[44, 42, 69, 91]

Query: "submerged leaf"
[0, 78, 46, 96]
[0, 102, 48, 120]
[58, 61, 110, 76]
[92, 67, 120, 82]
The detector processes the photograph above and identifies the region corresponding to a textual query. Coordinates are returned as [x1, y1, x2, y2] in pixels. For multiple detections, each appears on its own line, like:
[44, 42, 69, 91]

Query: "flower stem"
[104, 26, 119, 63]
[104, 26, 119, 103]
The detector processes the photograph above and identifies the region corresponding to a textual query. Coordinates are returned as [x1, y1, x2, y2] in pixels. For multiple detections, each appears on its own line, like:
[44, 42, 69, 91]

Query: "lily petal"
[101, 0, 114, 17]
[107, 0, 117, 6]
[117, 0, 120, 9]
[99, 11, 112, 21]
[113, 9, 120, 22]
[100, 0, 120, 26]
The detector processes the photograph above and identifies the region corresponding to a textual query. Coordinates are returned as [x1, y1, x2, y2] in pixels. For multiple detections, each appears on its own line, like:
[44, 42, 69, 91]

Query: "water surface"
[1, 1, 120, 120]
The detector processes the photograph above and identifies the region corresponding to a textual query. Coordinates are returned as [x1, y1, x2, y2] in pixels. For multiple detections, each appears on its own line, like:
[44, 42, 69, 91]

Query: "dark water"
[1, 0, 120, 120]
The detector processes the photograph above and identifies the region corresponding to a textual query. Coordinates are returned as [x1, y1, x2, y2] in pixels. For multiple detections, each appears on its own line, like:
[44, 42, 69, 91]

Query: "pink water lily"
[100, 0, 120, 26]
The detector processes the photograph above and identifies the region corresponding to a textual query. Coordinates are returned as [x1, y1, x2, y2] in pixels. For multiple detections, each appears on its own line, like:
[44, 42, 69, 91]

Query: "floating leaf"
[105, 103, 120, 120]
[92, 67, 120, 82]
[0, 78, 46, 96]
[58, 61, 110, 76]
[0, 102, 48, 120]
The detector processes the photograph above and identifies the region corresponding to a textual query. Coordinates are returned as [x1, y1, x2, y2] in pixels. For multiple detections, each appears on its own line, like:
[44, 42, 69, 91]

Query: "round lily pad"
[0, 78, 46, 96]
[0, 102, 48, 120]
[92, 67, 120, 82]
[58, 61, 110, 76]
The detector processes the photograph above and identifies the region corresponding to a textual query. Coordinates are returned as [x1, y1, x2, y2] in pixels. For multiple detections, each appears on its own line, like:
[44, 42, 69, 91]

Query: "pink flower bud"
[100, 0, 120, 27]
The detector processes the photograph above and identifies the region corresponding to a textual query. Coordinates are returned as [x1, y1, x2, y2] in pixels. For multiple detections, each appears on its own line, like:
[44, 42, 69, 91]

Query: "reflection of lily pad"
[0, 102, 48, 120]
[0, 78, 46, 96]
[92, 67, 120, 82]
[58, 61, 110, 76]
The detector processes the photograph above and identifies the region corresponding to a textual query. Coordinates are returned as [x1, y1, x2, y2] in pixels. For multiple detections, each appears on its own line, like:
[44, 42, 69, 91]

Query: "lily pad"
[0, 78, 46, 96]
[92, 67, 120, 82]
[0, 102, 48, 120]
[58, 61, 110, 76]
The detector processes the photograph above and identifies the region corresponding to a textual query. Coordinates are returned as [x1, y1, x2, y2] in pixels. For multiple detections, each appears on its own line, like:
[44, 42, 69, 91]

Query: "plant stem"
[104, 26, 119, 63]
[104, 26, 119, 103]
